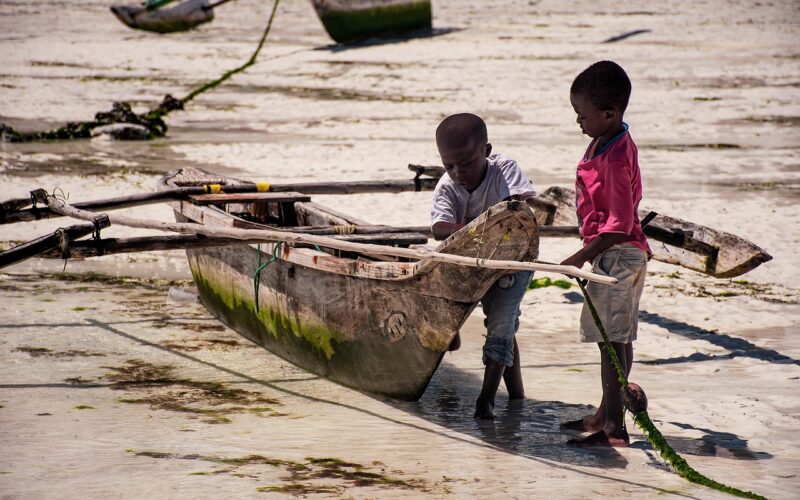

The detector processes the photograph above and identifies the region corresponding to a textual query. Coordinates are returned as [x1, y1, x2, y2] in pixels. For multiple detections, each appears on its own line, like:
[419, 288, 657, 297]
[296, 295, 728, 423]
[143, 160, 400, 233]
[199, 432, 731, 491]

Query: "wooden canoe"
[159, 167, 539, 400]
[408, 165, 772, 278]
[311, 0, 432, 43]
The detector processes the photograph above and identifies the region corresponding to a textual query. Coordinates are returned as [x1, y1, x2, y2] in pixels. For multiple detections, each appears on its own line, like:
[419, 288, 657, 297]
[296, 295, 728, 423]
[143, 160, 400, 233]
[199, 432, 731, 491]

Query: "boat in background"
[110, 0, 215, 33]
[159, 166, 538, 400]
[312, 0, 432, 43]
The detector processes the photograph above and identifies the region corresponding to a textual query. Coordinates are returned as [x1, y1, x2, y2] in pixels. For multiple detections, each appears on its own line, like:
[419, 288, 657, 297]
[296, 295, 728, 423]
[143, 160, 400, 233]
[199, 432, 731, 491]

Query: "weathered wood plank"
[189, 192, 311, 205]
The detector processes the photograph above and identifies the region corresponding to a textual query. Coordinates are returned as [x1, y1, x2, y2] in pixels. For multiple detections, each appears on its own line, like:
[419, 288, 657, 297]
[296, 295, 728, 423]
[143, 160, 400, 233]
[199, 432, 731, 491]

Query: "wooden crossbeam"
[189, 192, 311, 205]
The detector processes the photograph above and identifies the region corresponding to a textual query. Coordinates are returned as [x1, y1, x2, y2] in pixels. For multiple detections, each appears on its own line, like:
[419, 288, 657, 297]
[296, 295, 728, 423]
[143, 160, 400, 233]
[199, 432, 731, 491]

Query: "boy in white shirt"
[431, 113, 536, 419]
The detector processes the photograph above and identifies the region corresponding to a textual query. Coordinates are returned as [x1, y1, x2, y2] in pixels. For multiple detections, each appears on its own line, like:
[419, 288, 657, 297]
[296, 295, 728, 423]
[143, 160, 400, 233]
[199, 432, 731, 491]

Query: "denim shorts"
[580, 244, 647, 344]
[480, 270, 533, 366]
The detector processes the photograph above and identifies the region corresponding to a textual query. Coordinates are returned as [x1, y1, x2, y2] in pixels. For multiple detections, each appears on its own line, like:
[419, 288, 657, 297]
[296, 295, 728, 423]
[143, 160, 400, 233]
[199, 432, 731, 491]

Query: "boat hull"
[187, 244, 471, 400]
[312, 0, 432, 43]
[163, 168, 538, 400]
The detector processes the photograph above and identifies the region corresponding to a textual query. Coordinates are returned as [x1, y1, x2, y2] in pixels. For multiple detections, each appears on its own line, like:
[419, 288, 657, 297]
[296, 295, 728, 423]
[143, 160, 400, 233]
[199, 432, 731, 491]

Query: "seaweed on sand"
[104, 359, 284, 423]
[129, 450, 444, 495]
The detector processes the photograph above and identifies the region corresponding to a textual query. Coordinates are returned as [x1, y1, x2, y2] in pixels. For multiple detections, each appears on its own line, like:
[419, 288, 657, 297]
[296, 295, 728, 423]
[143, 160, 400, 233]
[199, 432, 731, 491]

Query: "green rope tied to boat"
[253, 241, 282, 314]
[575, 278, 767, 500]
[145, 0, 281, 121]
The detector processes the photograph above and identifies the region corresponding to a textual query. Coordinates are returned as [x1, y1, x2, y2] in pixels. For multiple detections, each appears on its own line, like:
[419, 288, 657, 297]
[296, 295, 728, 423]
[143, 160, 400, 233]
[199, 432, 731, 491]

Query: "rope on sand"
[575, 278, 767, 500]
[0, 0, 281, 142]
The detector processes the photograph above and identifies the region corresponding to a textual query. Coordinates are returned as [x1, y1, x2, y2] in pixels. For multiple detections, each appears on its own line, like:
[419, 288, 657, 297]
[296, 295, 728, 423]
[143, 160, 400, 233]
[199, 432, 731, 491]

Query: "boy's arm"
[432, 221, 466, 241]
[560, 232, 629, 269]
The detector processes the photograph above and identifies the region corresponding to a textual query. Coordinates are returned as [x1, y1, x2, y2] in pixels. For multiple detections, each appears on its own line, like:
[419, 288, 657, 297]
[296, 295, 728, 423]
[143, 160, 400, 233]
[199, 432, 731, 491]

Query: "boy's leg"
[475, 271, 532, 419]
[568, 341, 630, 447]
[562, 246, 644, 433]
[475, 360, 506, 419]
[502, 337, 525, 400]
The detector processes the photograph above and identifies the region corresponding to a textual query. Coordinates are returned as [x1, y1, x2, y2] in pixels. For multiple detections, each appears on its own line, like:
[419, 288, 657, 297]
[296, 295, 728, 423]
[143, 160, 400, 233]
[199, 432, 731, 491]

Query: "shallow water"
[1, 0, 799, 498]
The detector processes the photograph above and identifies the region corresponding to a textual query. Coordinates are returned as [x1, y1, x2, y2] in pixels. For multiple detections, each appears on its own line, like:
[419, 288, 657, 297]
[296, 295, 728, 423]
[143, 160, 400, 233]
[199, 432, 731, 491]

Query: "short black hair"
[570, 61, 631, 113]
[436, 113, 488, 150]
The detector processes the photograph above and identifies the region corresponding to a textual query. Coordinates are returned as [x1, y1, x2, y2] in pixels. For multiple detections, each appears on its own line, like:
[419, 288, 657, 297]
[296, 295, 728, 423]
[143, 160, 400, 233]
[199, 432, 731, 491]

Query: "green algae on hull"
[317, 1, 432, 44]
[191, 270, 339, 360]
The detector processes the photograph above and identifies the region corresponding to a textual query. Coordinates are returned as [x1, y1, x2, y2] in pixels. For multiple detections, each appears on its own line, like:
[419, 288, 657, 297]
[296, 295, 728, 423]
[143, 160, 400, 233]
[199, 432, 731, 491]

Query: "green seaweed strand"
[146, 0, 281, 120]
[576, 279, 766, 500]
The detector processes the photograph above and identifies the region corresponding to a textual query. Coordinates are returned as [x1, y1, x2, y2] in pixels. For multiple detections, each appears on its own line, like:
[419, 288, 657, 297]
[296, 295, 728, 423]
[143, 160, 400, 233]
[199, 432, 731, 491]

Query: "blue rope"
[253, 241, 282, 313]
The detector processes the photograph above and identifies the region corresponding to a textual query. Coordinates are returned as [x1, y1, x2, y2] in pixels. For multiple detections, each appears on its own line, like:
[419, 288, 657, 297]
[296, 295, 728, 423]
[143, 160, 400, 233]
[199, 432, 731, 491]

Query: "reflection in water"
[392, 361, 628, 469]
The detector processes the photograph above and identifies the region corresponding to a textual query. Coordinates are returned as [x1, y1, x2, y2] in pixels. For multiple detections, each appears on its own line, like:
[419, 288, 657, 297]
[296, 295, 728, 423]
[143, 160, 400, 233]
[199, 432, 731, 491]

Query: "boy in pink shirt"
[560, 61, 650, 447]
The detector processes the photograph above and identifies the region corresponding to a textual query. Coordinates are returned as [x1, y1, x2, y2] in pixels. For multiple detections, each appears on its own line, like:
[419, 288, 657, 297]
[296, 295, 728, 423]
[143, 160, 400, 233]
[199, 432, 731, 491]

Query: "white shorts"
[580, 244, 647, 344]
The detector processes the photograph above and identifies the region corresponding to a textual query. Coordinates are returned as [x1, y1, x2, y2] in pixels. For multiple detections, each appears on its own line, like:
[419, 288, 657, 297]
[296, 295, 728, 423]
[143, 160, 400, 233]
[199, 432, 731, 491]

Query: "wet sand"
[1, 0, 799, 498]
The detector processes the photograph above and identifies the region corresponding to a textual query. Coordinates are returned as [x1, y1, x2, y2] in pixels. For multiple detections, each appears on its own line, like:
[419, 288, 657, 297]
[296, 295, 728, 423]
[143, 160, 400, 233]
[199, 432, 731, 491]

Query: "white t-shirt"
[431, 153, 536, 225]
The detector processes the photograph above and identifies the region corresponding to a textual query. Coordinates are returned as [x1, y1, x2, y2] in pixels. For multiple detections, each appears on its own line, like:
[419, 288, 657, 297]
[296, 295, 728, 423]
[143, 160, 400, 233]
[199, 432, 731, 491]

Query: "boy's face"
[570, 92, 617, 139]
[438, 140, 491, 192]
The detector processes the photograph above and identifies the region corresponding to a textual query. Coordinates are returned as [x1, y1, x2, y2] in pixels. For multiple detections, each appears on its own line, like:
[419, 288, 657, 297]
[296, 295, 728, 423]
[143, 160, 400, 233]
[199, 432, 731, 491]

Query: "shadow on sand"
[314, 27, 461, 53]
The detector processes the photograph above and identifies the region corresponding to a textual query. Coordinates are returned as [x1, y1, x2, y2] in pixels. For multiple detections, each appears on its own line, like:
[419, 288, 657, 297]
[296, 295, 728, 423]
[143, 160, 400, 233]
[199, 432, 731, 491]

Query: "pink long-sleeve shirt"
[575, 125, 650, 254]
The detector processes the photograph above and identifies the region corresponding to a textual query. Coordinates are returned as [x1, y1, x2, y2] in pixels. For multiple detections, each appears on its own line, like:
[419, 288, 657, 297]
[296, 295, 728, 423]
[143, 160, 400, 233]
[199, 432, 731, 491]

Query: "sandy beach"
[1, 0, 799, 498]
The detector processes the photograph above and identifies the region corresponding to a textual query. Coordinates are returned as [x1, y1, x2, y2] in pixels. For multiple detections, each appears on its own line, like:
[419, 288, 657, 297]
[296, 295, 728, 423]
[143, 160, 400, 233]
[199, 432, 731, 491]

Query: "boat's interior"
[169, 174, 431, 264]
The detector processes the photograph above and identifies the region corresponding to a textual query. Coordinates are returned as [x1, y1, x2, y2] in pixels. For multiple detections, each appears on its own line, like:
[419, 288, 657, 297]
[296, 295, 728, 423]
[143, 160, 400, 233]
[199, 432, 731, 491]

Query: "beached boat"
[111, 0, 215, 34]
[159, 167, 539, 400]
[533, 186, 772, 278]
[311, 0, 432, 43]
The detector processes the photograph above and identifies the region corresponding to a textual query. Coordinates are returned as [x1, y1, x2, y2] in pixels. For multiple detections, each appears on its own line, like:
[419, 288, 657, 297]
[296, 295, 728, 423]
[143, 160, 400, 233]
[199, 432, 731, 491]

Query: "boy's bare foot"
[560, 415, 603, 433]
[447, 332, 461, 352]
[566, 430, 630, 448]
[474, 398, 495, 420]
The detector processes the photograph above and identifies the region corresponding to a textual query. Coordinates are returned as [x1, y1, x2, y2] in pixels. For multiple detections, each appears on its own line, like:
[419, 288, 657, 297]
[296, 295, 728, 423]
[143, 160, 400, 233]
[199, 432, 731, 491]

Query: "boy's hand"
[560, 252, 587, 270]
[432, 221, 466, 241]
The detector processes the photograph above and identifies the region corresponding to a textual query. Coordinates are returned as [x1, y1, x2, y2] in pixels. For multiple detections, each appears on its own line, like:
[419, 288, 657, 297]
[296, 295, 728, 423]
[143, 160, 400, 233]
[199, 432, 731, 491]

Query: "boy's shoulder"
[488, 152, 519, 170]
[604, 126, 638, 157]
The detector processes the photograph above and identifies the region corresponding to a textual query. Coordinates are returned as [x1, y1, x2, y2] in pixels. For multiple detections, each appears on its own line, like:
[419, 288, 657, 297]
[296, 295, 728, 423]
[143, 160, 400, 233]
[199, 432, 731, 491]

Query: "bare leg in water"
[474, 359, 506, 419]
[567, 341, 631, 447]
[561, 343, 632, 433]
[503, 337, 525, 400]
[475, 338, 524, 419]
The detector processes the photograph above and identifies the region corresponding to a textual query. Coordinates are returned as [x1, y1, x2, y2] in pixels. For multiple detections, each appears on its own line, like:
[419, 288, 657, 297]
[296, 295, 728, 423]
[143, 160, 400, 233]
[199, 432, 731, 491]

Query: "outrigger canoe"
[311, 0, 432, 43]
[159, 167, 538, 400]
